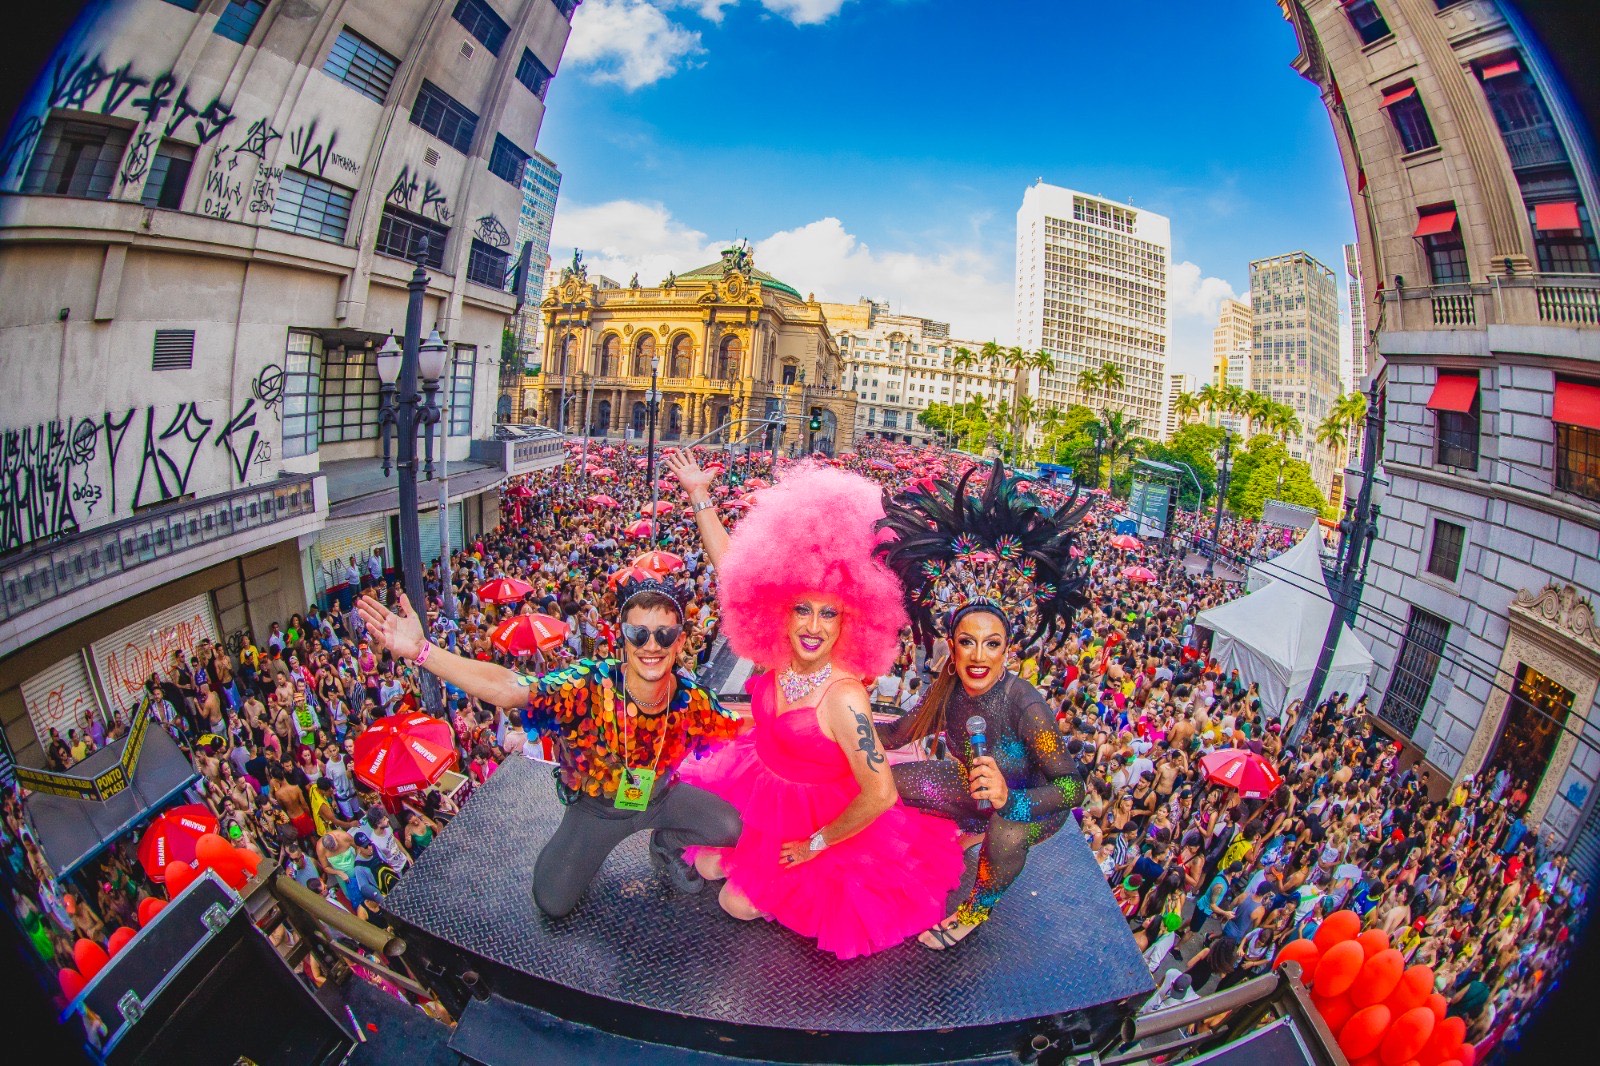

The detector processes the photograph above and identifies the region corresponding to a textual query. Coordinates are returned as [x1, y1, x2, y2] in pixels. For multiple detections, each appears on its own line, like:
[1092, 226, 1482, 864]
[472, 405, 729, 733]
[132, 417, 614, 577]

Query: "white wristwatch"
[808, 830, 828, 852]
[691, 498, 716, 514]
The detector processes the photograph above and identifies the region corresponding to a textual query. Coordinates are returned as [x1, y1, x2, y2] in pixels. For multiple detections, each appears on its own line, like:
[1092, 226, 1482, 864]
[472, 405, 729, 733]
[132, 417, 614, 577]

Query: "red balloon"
[1314, 909, 1363, 952]
[1422, 1016, 1467, 1064]
[1349, 1058, 1381, 1066]
[194, 831, 234, 868]
[1275, 937, 1321, 978]
[1425, 993, 1448, 1021]
[137, 896, 167, 926]
[1455, 1044, 1475, 1066]
[1355, 928, 1392, 958]
[106, 926, 137, 957]
[1352, 949, 1407, 1008]
[234, 846, 262, 876]
[1438, 1061, 1463, 1066]
[165, 860, 197, 896]
[1339, 1005, 1393, 1061]
[1386, 966, 1435, 1016]
[1380, 1007, 1438, 1065]
[1314, 990, 1356, 1035]
[213, 856, 249, 889]
[58, 967, 86, 1000]
[1315, 939, 1366, 998]
[73, 938, 110, 980]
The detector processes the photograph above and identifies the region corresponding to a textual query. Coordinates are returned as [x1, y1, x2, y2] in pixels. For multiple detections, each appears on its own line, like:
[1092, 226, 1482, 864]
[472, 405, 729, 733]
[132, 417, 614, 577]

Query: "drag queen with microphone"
[666, 450, 962, 959]
[875, 461, 1093, 949]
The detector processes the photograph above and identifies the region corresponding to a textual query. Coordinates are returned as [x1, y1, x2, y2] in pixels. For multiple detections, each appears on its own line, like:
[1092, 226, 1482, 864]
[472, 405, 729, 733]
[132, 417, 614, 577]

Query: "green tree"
[1172, 391, 1202, 427]
[1227, 437, 1328, 519]
[1143, 422, 1225, 510]
[502, 327, 526, 375]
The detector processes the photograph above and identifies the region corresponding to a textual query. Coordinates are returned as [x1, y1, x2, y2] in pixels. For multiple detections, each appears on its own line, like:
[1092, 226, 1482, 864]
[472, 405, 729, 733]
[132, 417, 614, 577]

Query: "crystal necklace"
[778, 662, 832, 704]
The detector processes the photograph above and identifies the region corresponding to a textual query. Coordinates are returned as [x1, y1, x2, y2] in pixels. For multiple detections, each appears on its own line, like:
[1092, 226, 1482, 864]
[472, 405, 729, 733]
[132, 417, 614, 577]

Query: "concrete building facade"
[1282, 0, 1600, 869]
[822, 299, 998, 446]
[1249, 250, 1343, 487]
[1212, 296, 1254, 392]
[0, 0, 573, 766]
[530, 246, 855, 456]
[1016, 182, 1171, 436]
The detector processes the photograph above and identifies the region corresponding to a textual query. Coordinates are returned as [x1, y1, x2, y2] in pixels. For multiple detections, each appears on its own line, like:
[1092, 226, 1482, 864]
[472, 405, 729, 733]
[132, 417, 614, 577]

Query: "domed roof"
[678, 247, 803, 300]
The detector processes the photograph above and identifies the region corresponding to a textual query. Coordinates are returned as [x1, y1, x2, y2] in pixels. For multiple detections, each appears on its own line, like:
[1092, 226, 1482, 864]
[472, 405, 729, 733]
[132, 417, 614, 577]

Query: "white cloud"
[1168, 260, 1240, 319]
[548, 201, 1016, 342]
[666, 0, 739, 20]
[565, 0, 703, 90]
[666, 0, 851, 24]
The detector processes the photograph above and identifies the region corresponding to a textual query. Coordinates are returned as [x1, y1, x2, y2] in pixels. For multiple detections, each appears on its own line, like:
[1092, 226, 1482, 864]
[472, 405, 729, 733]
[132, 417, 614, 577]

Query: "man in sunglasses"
[356, 577, 741, 917]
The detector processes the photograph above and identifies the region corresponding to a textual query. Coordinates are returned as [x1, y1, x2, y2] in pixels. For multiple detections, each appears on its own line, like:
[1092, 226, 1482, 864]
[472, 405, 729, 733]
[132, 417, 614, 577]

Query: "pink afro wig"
[717, 461, 907, 678]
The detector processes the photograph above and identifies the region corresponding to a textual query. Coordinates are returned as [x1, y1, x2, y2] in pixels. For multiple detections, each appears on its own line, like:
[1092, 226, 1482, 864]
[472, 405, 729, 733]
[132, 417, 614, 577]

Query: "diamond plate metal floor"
[384, 755, 1151, 1062]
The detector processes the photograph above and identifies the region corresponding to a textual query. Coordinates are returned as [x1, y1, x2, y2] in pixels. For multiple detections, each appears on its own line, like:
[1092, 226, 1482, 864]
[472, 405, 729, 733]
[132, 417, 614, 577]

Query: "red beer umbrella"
[1121, 565, 1158, 583]
[625, 519, 656, 538]
[476, 577, 534, 605]
[1108, 534, 1143, 551]
[138, 804, 218, 883]
[490, 613, 569, 655]
[633, 550, 685, 575]
[1199, 748, 1285, 800]
[643, 501, 674, 516]
[353, 728, 458, 797]
[586, 493, 620, 509]
[361, 711, 455, 750]
[607, 564, 659, 589]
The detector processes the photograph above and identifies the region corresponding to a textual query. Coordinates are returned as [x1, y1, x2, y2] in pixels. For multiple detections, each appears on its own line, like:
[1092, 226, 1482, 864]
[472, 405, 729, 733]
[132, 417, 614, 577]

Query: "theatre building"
[1284, 0, 1600, 869]
[0, 0, 573, 769]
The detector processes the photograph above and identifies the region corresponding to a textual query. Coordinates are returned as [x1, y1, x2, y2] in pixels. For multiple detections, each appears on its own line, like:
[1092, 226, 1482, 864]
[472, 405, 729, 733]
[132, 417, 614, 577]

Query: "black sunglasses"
[620, 623, 682, 649]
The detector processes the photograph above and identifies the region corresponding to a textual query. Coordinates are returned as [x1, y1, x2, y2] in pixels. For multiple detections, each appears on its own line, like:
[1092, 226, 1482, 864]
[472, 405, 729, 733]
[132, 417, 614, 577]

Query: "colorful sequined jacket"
[523, 658, 740, 800]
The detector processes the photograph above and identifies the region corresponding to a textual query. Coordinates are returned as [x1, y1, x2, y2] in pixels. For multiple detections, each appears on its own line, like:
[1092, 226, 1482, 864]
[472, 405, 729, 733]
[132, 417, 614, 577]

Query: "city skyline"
[538, 0, 1359, 383]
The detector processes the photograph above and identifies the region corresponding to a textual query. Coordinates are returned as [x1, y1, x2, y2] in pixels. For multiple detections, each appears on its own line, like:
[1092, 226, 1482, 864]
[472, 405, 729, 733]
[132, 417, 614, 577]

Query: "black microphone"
[966, 715, 991, 810]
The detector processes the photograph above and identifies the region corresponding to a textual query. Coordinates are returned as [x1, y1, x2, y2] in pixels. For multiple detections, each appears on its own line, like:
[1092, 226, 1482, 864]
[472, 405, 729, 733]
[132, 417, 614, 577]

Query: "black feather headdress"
[874, 460, 1093, 649]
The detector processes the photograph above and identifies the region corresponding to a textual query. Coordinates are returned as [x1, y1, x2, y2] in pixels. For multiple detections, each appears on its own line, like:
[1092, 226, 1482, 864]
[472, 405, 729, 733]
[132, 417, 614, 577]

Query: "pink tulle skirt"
[680, 732, 965, 959]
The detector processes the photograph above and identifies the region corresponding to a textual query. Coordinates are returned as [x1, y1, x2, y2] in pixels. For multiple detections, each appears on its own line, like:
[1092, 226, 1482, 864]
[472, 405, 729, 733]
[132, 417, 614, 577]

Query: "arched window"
[631, 401, 647, 436]
[592, 399, 611, 435]
[598, 333, 620, 376]
[669, 334, 692, 378]
[633, 333, 655, 377]
[666, 402, 683, 440]
[717, 335, 742, 380]
[556, 334, 575, 375]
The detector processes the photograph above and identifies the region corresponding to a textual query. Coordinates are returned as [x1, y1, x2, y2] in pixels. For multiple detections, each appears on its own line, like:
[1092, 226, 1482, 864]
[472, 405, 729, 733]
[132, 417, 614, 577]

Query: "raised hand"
[664, 448, 715, 497]
[354, 592, 426, 660]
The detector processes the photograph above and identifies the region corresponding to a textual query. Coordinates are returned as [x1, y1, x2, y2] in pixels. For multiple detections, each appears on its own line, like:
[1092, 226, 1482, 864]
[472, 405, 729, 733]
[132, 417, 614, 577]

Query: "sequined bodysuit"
[880, 671, 1086, 925]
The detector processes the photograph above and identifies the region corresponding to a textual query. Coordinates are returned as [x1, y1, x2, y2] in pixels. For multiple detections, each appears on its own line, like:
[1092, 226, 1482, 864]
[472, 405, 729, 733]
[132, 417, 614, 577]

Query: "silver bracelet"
[692, 498, 716, 514]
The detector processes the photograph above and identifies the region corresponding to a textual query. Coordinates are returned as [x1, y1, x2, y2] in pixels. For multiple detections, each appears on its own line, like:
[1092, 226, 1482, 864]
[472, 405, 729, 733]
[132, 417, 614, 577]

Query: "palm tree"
[1078, 366, 1104, 407]
[1266, 403, 1302, 443]
[1315, 413, 1348, 455]
[1014, 394, 1038, 461]
[1096, 408, 1146, 487]
[1241, 390, 1273, 439]
[1097, 361, 1127, 411]
[1037, 406, 1066, 463]
[1197, 382, 1223, 424]
[1173, 391, 1202, 426]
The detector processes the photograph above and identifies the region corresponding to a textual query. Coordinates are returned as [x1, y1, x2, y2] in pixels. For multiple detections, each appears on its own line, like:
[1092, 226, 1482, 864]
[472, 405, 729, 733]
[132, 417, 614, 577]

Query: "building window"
[1478, 60, 1567, 172]
[1343, 0, 1391, 46]
[1530, 201, 1598, 273]
[410, 80, 479, 154]
[487, 134, 529, 186]
[1426, 519, 1466, 580]
[214, 0, 266, 43]
[324, 27, 399, 104]
[320, 347, 380, 444]
[1554, 379, 1600, 501]
[1427, 372, 1480, 470]
[1414, 206, 1468, 284]
[139, 140, 194, 209]
[466, 240, 509, 288]
[1382, 83, 1438, 153]
[375, 205, 448, 268]
[269, 169, 354, 241]
[282, 331, 322, 458]
[1380, 607, 1449, 737]
[551, 0, 579, 19]
[883, 410, 899, 429]
[453, 0, 510, 55]
[21, 116, 129, 199]
[516, 48, 552, 99]
[449, 346, 477, 435]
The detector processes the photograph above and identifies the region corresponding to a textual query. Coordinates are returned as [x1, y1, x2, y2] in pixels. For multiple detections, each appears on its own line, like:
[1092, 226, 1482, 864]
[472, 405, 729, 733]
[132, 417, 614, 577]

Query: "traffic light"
[808, 408, 823, 433]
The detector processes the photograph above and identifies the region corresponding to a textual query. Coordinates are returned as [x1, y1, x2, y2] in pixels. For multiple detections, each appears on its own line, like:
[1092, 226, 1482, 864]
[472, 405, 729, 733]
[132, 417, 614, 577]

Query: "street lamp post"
[1206, 431, 1233, 577]
[376, 239, 449, 713]
[1294, 382, 1384, 744]
[646, 356, 661, 545]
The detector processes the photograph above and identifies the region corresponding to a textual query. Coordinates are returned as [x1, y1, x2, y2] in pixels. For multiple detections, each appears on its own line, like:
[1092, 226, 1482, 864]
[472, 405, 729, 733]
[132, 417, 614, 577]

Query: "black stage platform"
[383, 755, 1152, 1064]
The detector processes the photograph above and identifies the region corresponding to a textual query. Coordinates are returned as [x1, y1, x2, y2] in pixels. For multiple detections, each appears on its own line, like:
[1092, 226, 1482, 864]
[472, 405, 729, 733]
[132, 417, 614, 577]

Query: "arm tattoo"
[853, 711, 886, 772]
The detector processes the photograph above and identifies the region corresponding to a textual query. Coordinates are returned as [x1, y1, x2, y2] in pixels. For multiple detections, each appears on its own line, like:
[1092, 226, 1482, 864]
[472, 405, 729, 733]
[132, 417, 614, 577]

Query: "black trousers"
[531, 783, 741, 918]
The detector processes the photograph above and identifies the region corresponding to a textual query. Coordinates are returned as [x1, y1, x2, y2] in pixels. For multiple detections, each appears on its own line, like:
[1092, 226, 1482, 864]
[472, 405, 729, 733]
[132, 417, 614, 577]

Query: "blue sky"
[538, 0, 1358, 381]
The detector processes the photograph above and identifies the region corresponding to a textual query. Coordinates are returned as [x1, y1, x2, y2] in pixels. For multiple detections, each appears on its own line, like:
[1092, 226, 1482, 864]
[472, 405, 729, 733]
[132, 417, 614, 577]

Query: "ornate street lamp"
[646, 355, 661, 544]
[1206, 431, 1233, 577]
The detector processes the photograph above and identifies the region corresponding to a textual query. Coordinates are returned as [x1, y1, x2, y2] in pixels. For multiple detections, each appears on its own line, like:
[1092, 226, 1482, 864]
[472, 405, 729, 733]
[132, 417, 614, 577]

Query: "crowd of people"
[1, 438, 1588, 1061]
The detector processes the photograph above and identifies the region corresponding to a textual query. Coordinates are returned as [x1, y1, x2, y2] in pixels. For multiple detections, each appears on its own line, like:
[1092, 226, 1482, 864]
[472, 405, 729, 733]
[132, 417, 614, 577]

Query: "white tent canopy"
[1198, 536, 1375, 718]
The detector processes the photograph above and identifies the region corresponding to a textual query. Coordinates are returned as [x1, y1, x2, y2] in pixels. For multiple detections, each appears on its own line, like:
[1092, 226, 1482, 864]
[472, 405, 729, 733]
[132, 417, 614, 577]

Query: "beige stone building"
[1211, 297, 1254, 393]
[0, 0, 572, 764]
[525, 246, 856, 455]
[1282, 0, 1600, 865]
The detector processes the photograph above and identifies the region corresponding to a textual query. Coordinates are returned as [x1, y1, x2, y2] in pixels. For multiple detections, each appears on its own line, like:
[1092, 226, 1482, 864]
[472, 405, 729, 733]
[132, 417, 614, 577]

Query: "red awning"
[1381, 84, 1417, 107]
[1535, 201, 1582, 232]
[1554, 380, 1600, 431]
[1427, 374, 1479, 414]
[1483, 58, 1521, 79]
[1414, 208, 1459, 238]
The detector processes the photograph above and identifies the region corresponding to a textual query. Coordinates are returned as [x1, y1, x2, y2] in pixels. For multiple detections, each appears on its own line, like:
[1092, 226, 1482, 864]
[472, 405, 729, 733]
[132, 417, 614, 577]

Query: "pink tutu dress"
[678, 673, 964, 959]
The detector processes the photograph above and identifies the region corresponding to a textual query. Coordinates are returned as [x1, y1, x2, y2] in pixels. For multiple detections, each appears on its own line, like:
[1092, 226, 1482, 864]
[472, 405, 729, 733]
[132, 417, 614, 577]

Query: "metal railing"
[1, 475, 319, 624]
[1385, 273, 1600, 332]
[1501, 123, 1568, 171]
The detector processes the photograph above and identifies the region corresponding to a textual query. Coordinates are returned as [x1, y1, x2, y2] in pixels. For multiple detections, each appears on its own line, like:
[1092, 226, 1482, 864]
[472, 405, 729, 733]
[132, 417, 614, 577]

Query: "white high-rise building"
[1016, 182, 1171, 438]
[1344, 241, 1368, 389]
[1166, 373, 1196, 440]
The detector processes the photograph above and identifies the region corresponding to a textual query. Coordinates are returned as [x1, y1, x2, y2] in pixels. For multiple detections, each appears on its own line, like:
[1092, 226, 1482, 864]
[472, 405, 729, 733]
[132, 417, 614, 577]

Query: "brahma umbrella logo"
[367, 748, 387, 775]
[408, 739, 439, 763]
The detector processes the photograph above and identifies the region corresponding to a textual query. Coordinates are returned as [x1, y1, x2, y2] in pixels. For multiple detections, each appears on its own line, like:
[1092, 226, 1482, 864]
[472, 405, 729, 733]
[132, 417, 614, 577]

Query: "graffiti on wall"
[0, 383, 282, 555]
[386, 164, 451, 222]
[474, 214, 510, 249]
